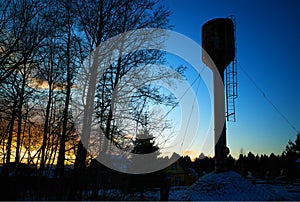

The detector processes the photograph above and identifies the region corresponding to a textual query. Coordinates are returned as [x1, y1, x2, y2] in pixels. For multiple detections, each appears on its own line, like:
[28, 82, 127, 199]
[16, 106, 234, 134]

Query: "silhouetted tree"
[180, 155, 193, 168]
[246, 152, 256, 173]
[284, 133, 300, 180]
[236, 154, 247, 177]
[0, 0, 52, 171]
[0, 0, 49, 84]
[193, 156, 214, 174]
[131, 132, 159, 155]
[285, 133, 300, 156]
[226, 155, 235, 170]
[0, 0, 183, 199]
[130, 114, 159, 200]
[55, 0, 83, 181]
[73, 0, 172, 177]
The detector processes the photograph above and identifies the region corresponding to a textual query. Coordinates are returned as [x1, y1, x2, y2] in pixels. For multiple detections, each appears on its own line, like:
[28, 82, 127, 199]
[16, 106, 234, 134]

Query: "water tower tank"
[202, 18, 235, 71]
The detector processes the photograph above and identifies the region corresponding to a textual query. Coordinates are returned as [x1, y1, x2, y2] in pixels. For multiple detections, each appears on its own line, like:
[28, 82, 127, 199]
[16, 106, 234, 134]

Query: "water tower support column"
[213, 69, 229, 173]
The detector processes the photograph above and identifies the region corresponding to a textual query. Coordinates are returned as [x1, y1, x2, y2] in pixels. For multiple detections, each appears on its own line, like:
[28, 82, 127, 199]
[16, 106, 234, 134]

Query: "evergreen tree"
[284, 133, 300, 180]
[131, 128, 158, 155]
[285, 133, 300, 156]
[130, 114, 160, 200]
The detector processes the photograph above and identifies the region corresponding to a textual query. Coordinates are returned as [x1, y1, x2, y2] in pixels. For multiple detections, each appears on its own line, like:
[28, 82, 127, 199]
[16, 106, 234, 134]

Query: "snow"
[88, 171, 299, 200]
[168, 171, 289, 201]
[259, 184, 300, 201]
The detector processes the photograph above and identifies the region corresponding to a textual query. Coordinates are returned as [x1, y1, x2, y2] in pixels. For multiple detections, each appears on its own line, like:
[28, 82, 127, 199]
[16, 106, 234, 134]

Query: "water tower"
[202, 17, 237, 172]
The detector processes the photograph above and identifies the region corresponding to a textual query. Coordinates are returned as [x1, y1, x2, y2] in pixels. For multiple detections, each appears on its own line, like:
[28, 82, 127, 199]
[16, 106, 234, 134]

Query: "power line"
[180, 71, 202, 152]
[156, 67, 205, 149]
[239, 64, 299, 134]
[160, 66, 206, 122]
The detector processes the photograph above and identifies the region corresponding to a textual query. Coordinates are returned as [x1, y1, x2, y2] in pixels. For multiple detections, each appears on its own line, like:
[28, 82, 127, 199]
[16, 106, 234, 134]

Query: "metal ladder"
[226, 58, 238, 122]
[226, 15, 237, 122]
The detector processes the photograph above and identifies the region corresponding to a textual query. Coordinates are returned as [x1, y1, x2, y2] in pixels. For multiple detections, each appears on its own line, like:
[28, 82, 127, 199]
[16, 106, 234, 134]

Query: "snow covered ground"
[168, 171, 297, 201]
[141, 171, 299, 201]
[95, 171, 299, 200]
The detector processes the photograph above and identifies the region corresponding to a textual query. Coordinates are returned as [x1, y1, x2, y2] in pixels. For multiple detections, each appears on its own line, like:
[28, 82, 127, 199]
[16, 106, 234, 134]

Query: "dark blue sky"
[163, 0, 300, 157]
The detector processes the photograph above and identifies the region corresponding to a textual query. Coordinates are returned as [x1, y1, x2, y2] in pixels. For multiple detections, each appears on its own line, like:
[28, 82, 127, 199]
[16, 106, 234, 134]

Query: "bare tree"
[0, 0, 49, 84]
[56, 0, 84, 180]
[0, 74, 18, 167]
[0, 0, 52, 168]
[73, 0, 173, 174]
[0, 2, 179, 194]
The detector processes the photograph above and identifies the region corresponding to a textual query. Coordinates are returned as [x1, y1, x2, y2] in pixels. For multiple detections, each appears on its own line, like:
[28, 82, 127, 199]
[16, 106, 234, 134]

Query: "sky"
[160, 0, 300, 159]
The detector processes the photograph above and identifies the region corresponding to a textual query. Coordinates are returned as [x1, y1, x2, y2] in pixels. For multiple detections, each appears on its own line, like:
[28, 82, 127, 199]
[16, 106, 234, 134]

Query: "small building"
[165, 160, 198, 186]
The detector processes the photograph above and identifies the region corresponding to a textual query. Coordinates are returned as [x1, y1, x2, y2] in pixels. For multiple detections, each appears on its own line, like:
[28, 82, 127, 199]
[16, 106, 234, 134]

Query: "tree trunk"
[56, 1, 72, 180]
[39, 83, 52, 176]
[15, 71, 26, 163]
[3, 99, 17, 176]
